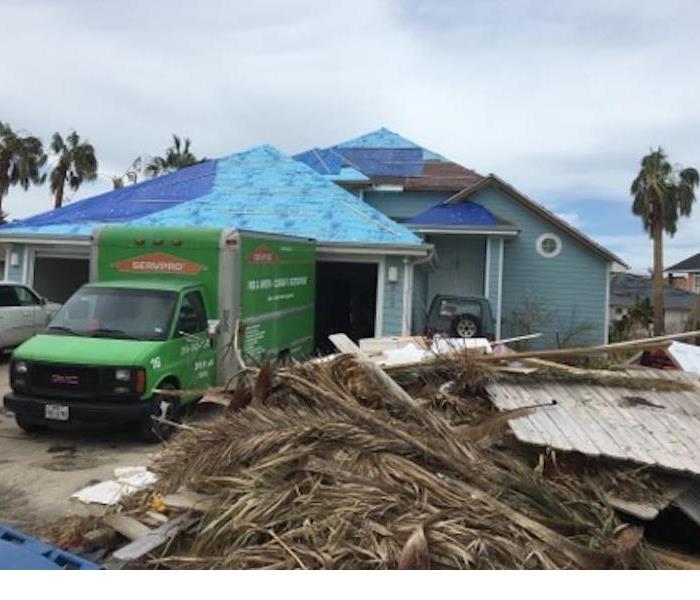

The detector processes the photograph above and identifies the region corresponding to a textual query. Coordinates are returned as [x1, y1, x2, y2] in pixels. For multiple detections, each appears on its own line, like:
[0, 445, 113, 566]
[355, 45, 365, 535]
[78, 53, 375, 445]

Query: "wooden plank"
[328, 333, 363, 355]
[104, 514, 153, 541]
[111, 515, 196, 563]
[495, 332, 543, 345]
[163, 490, 217, 512]
[478, 330, 700, 364]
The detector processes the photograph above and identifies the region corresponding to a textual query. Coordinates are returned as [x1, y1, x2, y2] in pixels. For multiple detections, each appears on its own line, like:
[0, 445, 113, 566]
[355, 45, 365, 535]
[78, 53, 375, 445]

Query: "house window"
[694, 276, 700, 294]
[536, 233, 562, 258]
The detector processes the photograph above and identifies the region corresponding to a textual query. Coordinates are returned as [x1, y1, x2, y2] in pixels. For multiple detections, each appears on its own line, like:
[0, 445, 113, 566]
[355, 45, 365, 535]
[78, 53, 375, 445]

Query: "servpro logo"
[112, 252, 207, 275]
[247, 245, 278, 264]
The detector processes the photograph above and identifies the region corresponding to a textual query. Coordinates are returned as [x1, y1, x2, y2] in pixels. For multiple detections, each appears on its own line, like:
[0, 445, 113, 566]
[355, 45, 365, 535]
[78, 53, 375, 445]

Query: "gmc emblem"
[50, 374, 79, 385]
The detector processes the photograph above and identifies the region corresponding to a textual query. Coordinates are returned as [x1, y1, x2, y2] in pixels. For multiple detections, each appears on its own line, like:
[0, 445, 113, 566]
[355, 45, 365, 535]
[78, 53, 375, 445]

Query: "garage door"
[33, 257, 89, 303]
[315, 261, 378, 353]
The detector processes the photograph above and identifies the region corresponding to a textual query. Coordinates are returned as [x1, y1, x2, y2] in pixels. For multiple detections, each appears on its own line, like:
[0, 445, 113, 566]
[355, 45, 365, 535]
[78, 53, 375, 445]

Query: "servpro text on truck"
[4, 227, 315, 440]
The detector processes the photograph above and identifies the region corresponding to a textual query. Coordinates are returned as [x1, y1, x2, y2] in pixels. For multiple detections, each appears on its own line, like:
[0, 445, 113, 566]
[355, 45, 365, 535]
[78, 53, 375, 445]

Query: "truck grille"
[27, 363, 100, 398]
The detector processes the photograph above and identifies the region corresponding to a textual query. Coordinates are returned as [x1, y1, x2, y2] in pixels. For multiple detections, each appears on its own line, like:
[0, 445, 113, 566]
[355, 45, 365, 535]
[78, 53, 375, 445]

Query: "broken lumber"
[103, 515, 152, 541]
[478, 330, 700, 363]
[109, 515, 196, 565]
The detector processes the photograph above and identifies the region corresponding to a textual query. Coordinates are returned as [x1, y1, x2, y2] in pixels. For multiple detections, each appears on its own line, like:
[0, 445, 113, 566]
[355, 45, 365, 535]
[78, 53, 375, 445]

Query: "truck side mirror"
[207, 319, 220, 337]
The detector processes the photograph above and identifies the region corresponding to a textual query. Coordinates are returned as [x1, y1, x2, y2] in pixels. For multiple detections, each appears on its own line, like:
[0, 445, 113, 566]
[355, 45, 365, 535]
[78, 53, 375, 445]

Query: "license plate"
[44, 404, 69, 421]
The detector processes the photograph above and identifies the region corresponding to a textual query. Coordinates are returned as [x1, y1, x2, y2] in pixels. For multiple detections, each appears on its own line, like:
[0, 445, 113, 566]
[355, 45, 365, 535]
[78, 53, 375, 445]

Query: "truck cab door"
[173, 290, 217, 392]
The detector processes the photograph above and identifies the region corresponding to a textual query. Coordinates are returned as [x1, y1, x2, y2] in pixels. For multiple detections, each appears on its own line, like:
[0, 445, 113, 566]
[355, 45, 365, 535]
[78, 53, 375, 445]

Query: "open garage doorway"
[32, 255, 89, 303]
[315, 261, 379, 353]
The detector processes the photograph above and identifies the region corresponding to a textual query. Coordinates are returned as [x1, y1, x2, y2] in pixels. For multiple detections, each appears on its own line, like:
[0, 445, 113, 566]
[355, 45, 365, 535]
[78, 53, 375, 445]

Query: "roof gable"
[447, 175, 626, 266]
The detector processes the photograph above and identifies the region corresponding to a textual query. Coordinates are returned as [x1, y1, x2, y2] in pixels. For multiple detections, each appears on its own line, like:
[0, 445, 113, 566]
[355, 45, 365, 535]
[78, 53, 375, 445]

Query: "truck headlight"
[14, 361, 28, 375]
[114, 368, 131, 382]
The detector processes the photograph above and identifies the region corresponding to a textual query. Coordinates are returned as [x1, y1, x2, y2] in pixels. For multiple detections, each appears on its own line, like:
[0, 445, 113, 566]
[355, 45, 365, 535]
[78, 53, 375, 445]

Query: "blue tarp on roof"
[131, 146, 420, 245]
[333, 127, 446, 161]
[294, 127, 447, 179]
[0, 160, 217, 235]
[0, 145, 420, 246]
[333, 148, 423, 178]
[405, 200, 498, 228]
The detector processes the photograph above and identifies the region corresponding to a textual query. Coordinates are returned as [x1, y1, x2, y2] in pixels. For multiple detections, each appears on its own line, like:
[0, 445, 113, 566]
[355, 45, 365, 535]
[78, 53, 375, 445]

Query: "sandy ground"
[0, 357, 169, 531]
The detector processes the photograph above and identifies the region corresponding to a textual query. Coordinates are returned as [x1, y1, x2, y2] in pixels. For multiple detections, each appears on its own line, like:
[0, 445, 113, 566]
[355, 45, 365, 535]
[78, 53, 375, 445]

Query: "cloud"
[1, 0, 699, 274]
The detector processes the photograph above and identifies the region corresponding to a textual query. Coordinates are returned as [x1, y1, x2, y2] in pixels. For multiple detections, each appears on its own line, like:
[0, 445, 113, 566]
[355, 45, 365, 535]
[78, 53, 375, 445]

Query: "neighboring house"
[0, 145, 429, 350]
[610, 272, 698, 334]
[666, 253, 700, 294]
[295, 127, 625, 347]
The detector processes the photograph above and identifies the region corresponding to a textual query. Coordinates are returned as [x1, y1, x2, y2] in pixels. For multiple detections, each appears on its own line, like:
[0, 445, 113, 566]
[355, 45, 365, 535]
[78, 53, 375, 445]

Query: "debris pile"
[80, 368, 676, 566]
[46, 331, 700, 569]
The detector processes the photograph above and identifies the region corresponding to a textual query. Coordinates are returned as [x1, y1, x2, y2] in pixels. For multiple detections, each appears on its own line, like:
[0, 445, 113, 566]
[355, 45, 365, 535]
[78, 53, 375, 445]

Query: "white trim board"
[483, 238, 491, 298]
[496, 238, 504, 339]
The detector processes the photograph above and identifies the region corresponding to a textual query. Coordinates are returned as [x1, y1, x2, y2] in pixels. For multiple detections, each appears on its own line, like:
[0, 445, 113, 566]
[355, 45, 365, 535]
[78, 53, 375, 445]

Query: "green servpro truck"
[4, 227, 315, 440]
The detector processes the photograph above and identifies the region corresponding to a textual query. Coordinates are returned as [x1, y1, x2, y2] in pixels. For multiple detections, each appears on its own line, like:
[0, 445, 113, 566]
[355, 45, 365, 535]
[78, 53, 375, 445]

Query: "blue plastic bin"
[0, 524, 101, 570]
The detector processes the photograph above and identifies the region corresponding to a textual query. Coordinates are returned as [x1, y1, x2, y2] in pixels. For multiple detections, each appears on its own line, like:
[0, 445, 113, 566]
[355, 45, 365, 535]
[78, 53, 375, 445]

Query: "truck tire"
[451, 314, 481, 339]
[15, 417, 48, 434]
[139, 382, 182, 443]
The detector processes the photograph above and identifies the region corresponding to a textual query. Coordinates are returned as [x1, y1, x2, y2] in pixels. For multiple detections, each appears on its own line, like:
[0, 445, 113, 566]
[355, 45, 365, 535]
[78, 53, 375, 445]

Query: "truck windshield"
[47, 287, 178, 341]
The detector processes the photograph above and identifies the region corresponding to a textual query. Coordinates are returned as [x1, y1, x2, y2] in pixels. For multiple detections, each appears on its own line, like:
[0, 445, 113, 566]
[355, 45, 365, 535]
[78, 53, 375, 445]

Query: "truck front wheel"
[139, 382, 182, 443]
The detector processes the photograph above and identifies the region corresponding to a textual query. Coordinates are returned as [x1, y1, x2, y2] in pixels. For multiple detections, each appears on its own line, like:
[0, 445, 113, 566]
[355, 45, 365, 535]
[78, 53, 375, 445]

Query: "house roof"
[0, 145, 422, 247]
[0, 160, 217, 236]
[447, 175, 627, 266]
[666, 253, 700, 273]
[294, 127, 483, 191]
[404, 199, 518, 234]
[610, 272, 698, 311]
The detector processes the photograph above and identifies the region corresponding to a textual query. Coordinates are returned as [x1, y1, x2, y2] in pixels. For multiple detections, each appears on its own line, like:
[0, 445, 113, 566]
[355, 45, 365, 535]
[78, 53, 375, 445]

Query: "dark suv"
[425, 294, 495, 339]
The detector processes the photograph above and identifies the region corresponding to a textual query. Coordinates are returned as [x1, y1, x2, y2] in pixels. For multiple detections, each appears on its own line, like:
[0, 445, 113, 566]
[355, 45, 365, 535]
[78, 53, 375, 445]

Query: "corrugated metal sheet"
[487, 369, 700, 476]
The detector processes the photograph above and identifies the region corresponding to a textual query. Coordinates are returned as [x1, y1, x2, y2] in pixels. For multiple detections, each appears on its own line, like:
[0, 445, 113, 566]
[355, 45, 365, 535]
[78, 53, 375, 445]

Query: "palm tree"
[0, 121, 46, 218]
[49, 131, 98, 209]
[145, 135, 202, 178]
[111, 156, 144, 189]
[631, 148, 699, 335]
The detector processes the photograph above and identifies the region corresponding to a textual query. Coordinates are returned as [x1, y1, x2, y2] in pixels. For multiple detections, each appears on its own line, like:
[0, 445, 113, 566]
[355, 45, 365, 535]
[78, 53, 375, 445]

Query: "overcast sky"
[2, 0, 699, 272]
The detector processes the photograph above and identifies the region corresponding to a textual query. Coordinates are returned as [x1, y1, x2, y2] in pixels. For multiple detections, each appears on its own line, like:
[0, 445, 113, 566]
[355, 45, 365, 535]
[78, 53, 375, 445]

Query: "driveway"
[0, 357, 156, 531]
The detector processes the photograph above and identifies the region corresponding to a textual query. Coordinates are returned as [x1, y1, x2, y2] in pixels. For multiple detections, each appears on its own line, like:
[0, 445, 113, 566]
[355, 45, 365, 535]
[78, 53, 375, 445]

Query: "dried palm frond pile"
[118, 353, 659, 570]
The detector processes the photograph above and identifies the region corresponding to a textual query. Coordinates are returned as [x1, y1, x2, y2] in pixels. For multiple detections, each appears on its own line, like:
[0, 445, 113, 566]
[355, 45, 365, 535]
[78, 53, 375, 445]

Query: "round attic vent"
[536, 233, 562, 258]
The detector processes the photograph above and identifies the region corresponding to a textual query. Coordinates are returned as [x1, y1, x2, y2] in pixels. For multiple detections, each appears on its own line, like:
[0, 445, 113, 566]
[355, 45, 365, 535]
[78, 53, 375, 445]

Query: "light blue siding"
[363, 191, 449, 221]
[473, 188, 609, 347]
[382, 256, 405, 335]
[427, 235, 485, 301]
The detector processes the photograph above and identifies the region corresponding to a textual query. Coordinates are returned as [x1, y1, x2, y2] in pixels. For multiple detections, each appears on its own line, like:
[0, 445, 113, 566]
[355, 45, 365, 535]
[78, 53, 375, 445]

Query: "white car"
[0, 282, 61, 351]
